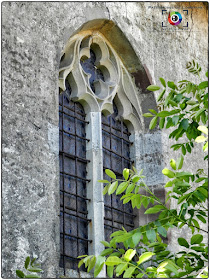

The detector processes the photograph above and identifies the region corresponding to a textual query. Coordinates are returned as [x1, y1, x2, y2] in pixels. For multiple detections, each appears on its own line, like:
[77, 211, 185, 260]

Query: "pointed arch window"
[59, 28, 146, 277]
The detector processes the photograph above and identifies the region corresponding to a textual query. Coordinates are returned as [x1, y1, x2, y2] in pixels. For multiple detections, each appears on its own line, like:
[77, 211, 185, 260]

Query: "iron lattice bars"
[102, 103, 135, 241]
[59, 82, 91, 273]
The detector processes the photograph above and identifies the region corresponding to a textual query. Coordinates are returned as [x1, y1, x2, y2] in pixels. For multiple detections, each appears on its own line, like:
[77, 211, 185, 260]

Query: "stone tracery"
[59, 31, 143, 131]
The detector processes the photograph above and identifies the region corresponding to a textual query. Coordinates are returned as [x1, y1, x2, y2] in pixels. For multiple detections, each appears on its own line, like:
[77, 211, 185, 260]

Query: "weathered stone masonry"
[2, 2, 208, 278]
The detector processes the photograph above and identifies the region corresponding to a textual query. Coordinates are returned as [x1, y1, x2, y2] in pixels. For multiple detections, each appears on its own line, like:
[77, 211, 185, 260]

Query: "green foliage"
[143, 61, 208, 159]
[16, 257, 43, 278]
[78, 61, 208, 278]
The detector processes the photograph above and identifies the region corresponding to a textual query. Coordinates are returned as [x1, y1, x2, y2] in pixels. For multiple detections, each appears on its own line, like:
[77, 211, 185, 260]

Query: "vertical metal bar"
[121, 120, 125, 228]
[110, 116, 114, 234]
[74, 102, 79, 271]
[62, 93, 66, 275]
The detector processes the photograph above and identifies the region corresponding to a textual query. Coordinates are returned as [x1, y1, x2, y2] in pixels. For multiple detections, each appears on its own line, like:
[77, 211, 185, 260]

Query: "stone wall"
[2, 2, 208, 278]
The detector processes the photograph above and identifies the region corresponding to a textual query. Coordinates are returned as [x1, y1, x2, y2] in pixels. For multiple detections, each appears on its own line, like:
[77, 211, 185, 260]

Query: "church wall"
[2, 2, 208, 278]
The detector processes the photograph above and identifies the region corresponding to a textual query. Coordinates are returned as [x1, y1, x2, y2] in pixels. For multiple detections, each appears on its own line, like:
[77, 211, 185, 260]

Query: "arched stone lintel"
[59, 19, 154, 132]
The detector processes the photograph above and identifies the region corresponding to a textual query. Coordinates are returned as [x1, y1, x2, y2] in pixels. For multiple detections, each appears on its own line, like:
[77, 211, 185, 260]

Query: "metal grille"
[102, 103, 136, 241]
[59, 81, 91, 273]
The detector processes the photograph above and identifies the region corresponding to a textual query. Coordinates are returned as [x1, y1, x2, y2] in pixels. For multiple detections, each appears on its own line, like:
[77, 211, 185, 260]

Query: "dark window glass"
[80, 49, 104, 93]
[102, 103, 135, 241]
[59, 81, 91, 272]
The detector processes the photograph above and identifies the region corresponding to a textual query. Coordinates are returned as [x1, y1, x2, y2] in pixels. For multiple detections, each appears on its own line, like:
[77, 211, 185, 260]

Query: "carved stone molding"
[59, 31, 143, 131]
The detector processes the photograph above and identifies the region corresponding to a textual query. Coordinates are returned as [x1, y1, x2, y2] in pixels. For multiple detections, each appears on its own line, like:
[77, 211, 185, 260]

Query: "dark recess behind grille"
[59, 82, 91, 274]
[102, 103, 135, 242]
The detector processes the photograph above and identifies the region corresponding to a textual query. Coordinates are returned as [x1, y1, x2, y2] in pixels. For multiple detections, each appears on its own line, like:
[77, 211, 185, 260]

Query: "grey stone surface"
[2, 1, 208, 278]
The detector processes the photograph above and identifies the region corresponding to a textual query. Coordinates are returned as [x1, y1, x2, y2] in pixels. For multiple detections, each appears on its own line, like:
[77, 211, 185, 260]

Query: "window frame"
[59, 31, 145, 277]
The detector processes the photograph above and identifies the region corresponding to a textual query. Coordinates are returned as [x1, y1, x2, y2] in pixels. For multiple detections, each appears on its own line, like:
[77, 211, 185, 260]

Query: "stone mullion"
[129, 131, 148, 226]
[86, 111, 106, 278]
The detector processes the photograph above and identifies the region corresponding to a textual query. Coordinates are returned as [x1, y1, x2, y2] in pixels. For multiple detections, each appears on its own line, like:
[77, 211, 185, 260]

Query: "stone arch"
[59, 18, 155, 132]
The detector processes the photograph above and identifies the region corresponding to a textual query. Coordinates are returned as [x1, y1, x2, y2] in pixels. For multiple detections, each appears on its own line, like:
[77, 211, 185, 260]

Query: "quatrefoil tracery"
[79, 35, 119, 101]
[59, 32, 143, 131]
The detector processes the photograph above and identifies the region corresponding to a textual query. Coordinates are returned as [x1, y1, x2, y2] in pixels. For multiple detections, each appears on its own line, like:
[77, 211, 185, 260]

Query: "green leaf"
[170, 159, 176, 170]
[24, 275, 40, 278]
[132, 175, 141, 183]
[103, 185, 109, 195]
[191, 234, 203, 245]
[159, 77, 166, 87]
[108, 181, 118, 195]
[149, 109, 158, 115]
[16, 270, 25, 278]
[191, 246, 205, 252]
[28, 268, 43, 273]
[146, 229, 156, 242]
[124, 249, 136, 261]
[143, 112, 154, 117]
[165, 180, 173, 188]
[25, 256, 30, 270]
[178, 193, 190, 204]
[165, 262, 179, 276]
[116, 182, 128, 195]
[203, 141, 208, 152]
[105, 169, 116, 179]
[100, 241, 111, 248]
[123, 168, 129, 180]
[180, 119, 189, 130]
[107, 265, 114, 278]
[172, 115, 179, 125]
[157, 89, 166, 101]
[157, 111, 171, 117]
[126, 183, 135, 194]
[145, 205, 164, 214]
[159, 117, 165, 129]
[149, 116, 158, 130]
[123, 266, 136, 278]
[30, 258, 37, 267]
[176, 171, 193, 177]
[132, 232, 141, 247]
[186, 143, 191, 153]
[77, 255, 88, 258]
[157, 260, 179, 276]
[167, 81, 176, 89]
[198, 81, 208, 89]
[138, 252, 155, 265]
[195, 108, 205, 119]
[178, 237, 189, 248]
[197, 125, 208, 135]
[98, 179, 110, 183]
[176, 155, 184, 169]
[78, 259, 84, 268]
[162, 168, 175, 178]
[100, 248, 113, 256]
[195, 135, 207, 143]
[186, 100, 197, 105]
[87, 256, 96, 272]
[105, 256, 122, 266]
[116, 263, 128, 276]
[94, 256, 106, 278]
[182, 145, 186, 155]
[147, 85, 161, 91]
[196, 215, 206, 224]
[157, 226, 167, 237]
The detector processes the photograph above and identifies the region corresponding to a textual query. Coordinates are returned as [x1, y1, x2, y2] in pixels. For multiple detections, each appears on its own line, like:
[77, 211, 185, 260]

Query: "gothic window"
[59, 81, 91, 272]
[59, 30, 143, 277]
[102, 103, 135, 241]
